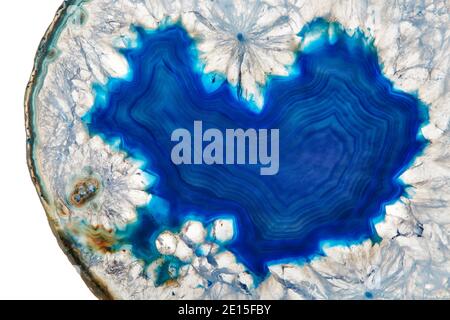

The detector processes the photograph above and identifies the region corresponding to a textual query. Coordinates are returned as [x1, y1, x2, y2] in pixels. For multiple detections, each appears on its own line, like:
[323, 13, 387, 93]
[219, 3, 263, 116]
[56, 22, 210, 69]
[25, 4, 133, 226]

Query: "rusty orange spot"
[85, 225, 116, 253]
[163, 279, 180, 287]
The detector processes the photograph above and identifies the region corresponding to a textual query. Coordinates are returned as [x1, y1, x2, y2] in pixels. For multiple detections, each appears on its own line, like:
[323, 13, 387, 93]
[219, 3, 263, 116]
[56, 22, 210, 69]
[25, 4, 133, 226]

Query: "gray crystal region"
[26, 0, 450, 300]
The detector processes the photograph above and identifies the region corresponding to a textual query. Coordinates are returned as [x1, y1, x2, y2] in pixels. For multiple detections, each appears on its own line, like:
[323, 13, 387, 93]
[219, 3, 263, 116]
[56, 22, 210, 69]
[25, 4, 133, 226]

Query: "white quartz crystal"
[211, 219, 235, 243]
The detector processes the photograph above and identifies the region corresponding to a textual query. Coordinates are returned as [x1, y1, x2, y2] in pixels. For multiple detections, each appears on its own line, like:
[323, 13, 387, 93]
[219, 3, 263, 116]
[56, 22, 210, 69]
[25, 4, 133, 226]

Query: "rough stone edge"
[24, 0, 114, 300]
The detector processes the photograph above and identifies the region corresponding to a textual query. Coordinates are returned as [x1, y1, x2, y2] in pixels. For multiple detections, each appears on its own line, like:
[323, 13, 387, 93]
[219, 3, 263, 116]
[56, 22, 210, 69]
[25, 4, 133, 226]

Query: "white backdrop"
[0, 1, 95, 299]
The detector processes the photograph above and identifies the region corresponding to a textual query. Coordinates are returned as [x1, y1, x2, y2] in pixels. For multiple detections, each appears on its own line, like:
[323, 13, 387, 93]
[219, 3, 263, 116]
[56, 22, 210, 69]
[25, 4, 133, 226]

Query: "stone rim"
[24, 0, 114, 300]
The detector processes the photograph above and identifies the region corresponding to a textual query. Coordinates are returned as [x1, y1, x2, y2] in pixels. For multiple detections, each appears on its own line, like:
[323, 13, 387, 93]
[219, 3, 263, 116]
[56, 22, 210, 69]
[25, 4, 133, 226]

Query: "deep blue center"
[84, 20, 427, 277]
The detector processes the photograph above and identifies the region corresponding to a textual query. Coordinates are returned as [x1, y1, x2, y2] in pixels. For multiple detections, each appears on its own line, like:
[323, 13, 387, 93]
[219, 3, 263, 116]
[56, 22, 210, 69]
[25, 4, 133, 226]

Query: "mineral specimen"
[26, 0, 450, 299]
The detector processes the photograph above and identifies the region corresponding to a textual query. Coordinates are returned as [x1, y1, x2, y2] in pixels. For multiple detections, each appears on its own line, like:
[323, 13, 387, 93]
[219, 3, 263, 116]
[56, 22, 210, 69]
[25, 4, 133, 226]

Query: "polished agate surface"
[26, 0, 450, 299]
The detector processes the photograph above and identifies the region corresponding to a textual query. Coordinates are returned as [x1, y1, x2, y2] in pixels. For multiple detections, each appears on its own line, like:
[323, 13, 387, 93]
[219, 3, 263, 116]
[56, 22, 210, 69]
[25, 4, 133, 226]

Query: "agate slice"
[26, 0, 450, 299]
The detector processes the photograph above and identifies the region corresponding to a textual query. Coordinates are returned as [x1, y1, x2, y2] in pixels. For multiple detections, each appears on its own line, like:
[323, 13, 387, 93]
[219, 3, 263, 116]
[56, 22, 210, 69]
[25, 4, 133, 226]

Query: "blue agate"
[83, 19, 427, 277]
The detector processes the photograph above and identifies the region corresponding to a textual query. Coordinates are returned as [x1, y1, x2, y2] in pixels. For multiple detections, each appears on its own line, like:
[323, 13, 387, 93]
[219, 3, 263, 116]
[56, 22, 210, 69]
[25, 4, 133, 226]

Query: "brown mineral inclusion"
[70, 177, 100, 207]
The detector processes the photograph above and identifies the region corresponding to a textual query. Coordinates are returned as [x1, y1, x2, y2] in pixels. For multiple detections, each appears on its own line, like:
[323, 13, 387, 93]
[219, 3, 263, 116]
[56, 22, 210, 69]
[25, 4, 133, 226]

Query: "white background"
[0, 1, 95, 299]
